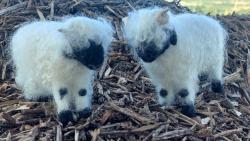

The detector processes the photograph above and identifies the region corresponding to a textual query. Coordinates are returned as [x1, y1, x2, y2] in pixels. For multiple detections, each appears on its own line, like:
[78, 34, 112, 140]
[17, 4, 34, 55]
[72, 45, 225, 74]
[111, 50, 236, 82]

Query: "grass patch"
[180, 0, 250, 15]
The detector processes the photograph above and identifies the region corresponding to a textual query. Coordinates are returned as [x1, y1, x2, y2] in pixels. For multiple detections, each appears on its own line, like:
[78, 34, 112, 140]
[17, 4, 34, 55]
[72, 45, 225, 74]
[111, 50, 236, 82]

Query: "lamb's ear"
[122, 16, 129, 26]
[58, 28, 73, 40]
[156, 8, 169, 25]
[58, 28, 70, 35]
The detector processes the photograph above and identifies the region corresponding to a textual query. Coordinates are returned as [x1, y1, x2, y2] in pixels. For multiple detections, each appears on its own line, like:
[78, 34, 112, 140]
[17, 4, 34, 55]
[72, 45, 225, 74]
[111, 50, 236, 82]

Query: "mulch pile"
[0, 0, 250, 140]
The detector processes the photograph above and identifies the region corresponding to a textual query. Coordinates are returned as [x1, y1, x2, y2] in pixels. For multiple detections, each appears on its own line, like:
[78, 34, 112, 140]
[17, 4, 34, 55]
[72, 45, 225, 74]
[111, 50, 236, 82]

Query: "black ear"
[170, 30, 177, 45]
[83, 40, 104, 70]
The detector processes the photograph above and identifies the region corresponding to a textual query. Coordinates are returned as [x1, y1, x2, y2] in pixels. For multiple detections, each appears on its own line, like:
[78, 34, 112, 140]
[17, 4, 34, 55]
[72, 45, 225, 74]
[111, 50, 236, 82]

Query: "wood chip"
[108, 102, 152, 124]
[213, 128, 243, 138]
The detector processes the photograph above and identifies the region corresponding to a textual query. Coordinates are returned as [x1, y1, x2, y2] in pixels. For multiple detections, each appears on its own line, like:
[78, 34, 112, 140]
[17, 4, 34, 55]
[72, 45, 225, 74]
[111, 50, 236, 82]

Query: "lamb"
[122, 7, 227, 117]
[11, 16, 113, 124]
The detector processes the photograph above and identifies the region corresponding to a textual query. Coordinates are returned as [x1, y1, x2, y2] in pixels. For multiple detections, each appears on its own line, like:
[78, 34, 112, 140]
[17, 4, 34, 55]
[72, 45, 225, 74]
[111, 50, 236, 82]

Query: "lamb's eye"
[59, 88, 68, 99]
[79, 89, 87, 96]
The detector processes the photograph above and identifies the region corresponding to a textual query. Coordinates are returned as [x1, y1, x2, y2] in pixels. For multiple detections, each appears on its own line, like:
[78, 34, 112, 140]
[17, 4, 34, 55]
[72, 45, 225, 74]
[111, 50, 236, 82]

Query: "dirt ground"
[0, 0, 250, 141]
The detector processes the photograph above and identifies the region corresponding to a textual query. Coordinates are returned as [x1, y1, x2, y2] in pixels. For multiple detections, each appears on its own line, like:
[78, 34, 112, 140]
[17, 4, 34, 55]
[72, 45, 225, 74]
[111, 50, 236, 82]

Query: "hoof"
[36, 96, 53, 102]
[58, 110, 74, 125]
[178, 89, 189, 98]
[78, 107, 92, 119]
[211, 80, 224, 93]
[181, 104, 196, 117]
[159, 89, 168, 97]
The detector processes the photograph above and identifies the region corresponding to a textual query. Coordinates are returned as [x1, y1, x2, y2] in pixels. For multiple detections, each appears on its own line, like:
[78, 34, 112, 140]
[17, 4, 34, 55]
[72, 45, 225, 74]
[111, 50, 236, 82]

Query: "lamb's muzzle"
[64, 40, 105, 70]
[136, 29, 177, 63]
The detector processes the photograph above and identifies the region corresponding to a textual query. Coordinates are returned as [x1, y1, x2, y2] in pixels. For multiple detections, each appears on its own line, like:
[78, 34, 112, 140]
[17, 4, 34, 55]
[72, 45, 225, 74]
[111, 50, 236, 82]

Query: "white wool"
[11, 16, 113, 113]
[123, 7, 228, 106]
[123, 7, 174, 50]
[61, 17, 113, 52]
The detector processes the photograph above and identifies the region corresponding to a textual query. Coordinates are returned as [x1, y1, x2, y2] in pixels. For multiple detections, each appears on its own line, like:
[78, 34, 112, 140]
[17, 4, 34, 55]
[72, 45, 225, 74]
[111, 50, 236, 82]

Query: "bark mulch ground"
[0, 0, 250, 140]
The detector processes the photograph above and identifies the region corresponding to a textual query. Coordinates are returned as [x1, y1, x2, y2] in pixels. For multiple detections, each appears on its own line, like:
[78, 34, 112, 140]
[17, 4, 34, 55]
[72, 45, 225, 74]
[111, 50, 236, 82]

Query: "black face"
[65, 40, 104, 70]
[136, 41, 170, 63]
[136, 29, 177, 63]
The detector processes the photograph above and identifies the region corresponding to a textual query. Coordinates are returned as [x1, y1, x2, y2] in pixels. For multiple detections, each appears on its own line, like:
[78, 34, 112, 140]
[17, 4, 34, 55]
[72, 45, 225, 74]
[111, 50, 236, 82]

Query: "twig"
[154, 107, 203, 127]
[0, 100, 21, 108]
[36, 9, 46, 21]
[224, 69, 242, 83]
[153, 129, 194, 140]
[49, 0, 55, 20]
[2, 112, 16, 124]
[21, 107, 45, 115]
[27, 0, 33, 8]
[56, 125, 62, 141]
[100, 123, 163, 136]
[75, 130, 79, 141]
[20, 126, 39, 141]
[131, 123, 163, 132]
[16, 118, 40, 125]
[0, 2, 28, 16]
[104, 5, 123, 19]
[213, 128, 243, 138]
[125, 0, 136, 11]
[98, 56, 109, 79]
[108, 102, 152, 124]
[114, 20, 123, 40]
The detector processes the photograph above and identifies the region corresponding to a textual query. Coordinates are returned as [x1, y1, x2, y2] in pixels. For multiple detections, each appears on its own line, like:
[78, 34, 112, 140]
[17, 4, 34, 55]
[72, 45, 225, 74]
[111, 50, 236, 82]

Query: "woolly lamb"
[11, 16, 113, 124]
[122, 7, 227, 117]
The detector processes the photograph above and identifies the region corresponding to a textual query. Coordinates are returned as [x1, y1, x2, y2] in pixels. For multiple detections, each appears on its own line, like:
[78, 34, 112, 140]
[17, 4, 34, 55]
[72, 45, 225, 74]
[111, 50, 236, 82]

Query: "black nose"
[137, 48, 158, 63]
[58, 110, 74, 125]
[136, 41, 160, 63]
[83, 40, 104, 70]
[78, 107, 92, 118]
[65, 40, 104, 70]
[181, 104, 196, 117]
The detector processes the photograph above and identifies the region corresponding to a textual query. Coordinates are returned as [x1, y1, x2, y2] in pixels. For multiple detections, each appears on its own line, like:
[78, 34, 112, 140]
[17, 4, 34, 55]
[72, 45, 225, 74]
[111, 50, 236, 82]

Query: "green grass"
[179, 0, 250, 15]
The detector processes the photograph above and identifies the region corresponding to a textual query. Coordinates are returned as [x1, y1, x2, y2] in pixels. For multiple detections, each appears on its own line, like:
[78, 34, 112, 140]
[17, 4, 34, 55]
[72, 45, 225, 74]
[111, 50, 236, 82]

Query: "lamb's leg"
[74, 88, 92, 119]
[53, 90, 75, 125]
[178, 87, 197, 117]
[208, 60, 224, 93]
[177, 76, 198, 117]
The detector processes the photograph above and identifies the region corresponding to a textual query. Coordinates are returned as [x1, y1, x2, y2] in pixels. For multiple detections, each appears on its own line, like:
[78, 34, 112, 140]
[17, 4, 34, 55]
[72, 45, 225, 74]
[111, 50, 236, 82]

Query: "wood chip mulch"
[0, 0, 250, 140]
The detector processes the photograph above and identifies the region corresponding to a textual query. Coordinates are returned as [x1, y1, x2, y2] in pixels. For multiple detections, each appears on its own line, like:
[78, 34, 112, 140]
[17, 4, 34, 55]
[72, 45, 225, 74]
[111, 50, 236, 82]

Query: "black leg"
[78, 107, 92, 119]
[211, 80, 224, 93]
[159, 89, 168, 97]
[37, 96, 53, 102]
[178, 89, 189, 98]
[181, 104, 196, 117]
[58, 110, 74, 125]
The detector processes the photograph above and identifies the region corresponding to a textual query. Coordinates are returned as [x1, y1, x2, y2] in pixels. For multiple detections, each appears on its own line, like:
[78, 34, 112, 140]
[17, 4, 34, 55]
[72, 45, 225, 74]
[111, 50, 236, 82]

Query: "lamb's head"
[123, 7, 177, 63]
[52, 65, 94, 125]
[59, 16, 113, 69]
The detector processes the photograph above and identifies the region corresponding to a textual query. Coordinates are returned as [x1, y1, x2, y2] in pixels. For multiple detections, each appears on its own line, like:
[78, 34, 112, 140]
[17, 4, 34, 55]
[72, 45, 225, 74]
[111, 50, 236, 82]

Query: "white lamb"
[122, 7, 227, 117]
[11, 16, 113, 124]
